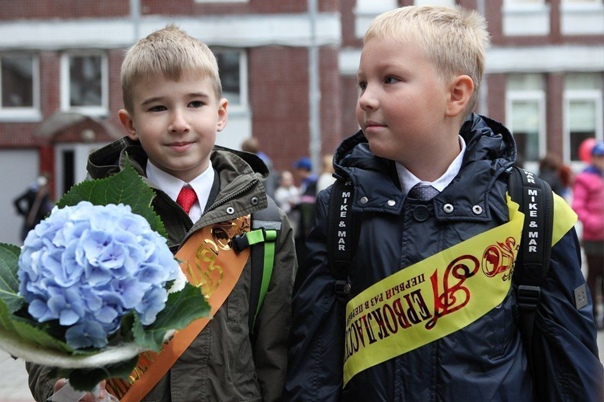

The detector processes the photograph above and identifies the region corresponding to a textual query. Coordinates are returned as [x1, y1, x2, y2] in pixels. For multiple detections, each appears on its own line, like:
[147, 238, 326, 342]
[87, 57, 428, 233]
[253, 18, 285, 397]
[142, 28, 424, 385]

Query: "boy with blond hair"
[285, 5, 602, 401]
[27, 25, 296, 402]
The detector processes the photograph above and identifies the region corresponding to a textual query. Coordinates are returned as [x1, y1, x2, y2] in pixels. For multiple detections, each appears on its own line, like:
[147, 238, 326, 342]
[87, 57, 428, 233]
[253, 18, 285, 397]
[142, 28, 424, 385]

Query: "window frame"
[60, 50, 109, 117]
[194, 0, 247, 3]
[0, 53, 40, 122]
[212, 47, 248, 114]
[564, 89, 603, 166]
[506, 90, 547, 173]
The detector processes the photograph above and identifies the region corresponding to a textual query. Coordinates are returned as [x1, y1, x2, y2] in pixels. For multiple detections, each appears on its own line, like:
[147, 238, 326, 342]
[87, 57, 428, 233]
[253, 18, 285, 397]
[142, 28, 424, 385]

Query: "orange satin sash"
[106, 216, 251, 401]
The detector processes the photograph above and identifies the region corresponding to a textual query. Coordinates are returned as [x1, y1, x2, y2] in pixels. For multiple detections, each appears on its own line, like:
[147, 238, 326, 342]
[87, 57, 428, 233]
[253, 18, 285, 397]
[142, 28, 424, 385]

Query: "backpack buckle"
[232, 234, 249, 253]
[517, 285, 541, 311]
[335, 280, 352, 300]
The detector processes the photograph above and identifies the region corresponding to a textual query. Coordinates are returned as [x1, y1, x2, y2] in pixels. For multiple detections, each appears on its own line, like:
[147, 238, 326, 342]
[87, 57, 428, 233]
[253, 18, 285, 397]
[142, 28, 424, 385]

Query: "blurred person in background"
[538, 152, 570, 198]
[292, 157, 317, 266]
[241, 137, 278, 198]
[317, 153, 336, 194]
[13, 173, 53, 242]
[572, 140, 604, 329]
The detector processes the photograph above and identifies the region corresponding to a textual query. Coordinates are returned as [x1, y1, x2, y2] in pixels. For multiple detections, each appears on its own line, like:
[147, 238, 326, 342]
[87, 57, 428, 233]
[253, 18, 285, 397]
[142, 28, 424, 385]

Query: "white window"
[504, 0, 545, 3]
[354, 0, 398, 38]
[61, 52, 108, 116]
[213, 48, 248, 110]
[560, 0, 604, 35]
[506, 74, 546, 173]
[414, 0, 455, 6]
[564, 73, 603, 165]
[211, 48, 251, 150]
[502, 0, 550, 36]
[194, 0, 247, 2]
[0, 54, 40, 121]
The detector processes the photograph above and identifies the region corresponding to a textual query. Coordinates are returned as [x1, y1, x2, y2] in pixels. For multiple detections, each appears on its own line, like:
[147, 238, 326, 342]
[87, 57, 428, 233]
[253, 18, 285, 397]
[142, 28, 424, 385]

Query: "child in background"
[316, 154, 336, 193]
[284, 6, 602, 402]
[27, 25, 296, 402]
[275, 170, 300, 215]
[573, 140, 604, 329]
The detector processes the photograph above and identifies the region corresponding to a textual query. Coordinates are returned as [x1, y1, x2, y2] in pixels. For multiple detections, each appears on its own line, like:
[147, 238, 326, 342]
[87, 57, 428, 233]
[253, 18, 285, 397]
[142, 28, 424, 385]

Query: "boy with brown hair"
[27, 25, 296, 402]
[284, 5, 602, 401]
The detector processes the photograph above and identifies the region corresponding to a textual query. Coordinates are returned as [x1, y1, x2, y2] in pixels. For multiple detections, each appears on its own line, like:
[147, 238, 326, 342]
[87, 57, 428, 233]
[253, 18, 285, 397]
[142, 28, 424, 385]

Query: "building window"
[354, 0, 398, 38]
[414, 0, 455, 6]
[194, 0, 247, 3]
[0, 54, 39, 121]
[61, 52, 108, 116]
[213, 49, 247, 109]
[506, 74, 546, 172]
[502, 0, 550, 36]
[504, 0, 545, 3]
[560, 0, 604, 35]
[564, 73, 603, 165]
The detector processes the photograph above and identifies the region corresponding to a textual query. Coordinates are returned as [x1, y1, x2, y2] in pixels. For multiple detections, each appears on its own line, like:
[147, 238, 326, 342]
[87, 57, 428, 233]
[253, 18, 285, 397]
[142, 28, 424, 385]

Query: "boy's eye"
[357, 81, 367, 91]
[148, 105, 166, 112]
[189, 100, 204, 108]
[384, 76, 399, 84]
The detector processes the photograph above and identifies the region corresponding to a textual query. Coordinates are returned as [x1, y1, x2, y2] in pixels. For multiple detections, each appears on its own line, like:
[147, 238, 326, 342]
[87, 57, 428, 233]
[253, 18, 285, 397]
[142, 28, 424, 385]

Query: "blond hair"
[121, 24, 222, 112]
[364, 5, 490, 114]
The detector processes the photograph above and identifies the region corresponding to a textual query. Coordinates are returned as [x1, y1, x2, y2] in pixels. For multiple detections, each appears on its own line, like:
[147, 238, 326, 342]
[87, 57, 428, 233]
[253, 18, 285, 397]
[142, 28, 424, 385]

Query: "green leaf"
[0, 243, 23, 313]
[64, 355, 139, 392]
[133, 283, 211, 351]
[0, 300, 73, 354]
[55, 156, 167, 238]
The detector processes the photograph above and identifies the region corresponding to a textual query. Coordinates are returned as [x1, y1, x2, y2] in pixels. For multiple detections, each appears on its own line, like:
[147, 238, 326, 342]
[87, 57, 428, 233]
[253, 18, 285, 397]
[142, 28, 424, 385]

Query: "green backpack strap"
[232, 197, 281, 336]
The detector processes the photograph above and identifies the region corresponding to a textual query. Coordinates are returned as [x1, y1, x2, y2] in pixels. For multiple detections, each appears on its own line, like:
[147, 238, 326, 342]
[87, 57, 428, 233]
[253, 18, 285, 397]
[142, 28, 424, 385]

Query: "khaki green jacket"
[27, 137, 297, 402]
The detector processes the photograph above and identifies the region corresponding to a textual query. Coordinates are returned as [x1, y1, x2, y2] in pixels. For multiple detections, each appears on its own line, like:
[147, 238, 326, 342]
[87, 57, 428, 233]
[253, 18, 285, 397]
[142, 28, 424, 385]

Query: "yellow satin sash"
[343, 194, 576, 386]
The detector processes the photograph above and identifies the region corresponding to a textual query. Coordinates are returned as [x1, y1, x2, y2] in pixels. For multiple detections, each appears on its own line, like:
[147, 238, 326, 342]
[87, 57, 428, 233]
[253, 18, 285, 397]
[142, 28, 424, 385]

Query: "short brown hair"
[120, 24, 222, 112]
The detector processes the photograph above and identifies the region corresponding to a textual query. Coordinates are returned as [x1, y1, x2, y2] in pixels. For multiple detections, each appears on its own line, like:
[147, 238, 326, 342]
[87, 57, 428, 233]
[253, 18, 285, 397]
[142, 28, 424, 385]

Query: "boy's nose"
[169, 110, 190, 133]
[358, 88, 378, 110]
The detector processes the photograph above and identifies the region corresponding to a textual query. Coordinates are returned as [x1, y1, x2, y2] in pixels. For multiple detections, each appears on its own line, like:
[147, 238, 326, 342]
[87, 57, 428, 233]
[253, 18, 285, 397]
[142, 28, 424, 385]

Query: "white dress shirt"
[396, 136, 467, 196]
[146, 161, 215, 222]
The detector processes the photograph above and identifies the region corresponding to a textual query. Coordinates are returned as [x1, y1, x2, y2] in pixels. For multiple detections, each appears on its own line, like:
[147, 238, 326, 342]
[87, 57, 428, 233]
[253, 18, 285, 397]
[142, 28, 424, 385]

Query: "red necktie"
[176, 186, 197, 214]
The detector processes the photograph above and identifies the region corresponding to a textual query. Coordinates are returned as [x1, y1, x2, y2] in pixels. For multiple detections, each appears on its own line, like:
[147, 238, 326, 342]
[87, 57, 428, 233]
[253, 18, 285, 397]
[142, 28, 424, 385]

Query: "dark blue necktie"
[408, 183, 439, 201]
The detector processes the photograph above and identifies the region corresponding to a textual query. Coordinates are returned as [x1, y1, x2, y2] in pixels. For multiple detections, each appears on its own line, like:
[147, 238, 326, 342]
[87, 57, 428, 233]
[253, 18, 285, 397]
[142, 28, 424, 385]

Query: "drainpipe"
[308, 0, 321, 175]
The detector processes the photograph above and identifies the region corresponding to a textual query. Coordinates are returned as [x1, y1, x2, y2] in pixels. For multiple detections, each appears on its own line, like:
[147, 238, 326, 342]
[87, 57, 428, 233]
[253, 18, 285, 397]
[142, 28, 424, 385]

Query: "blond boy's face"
[119, 70, 227, 183]
[356, 36, 456, 169]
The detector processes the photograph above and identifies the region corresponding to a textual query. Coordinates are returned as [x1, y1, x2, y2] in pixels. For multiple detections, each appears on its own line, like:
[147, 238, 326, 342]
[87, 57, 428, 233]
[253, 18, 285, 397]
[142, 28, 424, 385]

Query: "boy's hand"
[52, 379, 118, 401]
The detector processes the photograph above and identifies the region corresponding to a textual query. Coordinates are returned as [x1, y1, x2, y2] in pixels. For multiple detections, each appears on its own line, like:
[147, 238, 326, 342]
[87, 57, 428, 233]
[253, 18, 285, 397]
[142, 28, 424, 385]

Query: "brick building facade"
[0, 0, 602, 244]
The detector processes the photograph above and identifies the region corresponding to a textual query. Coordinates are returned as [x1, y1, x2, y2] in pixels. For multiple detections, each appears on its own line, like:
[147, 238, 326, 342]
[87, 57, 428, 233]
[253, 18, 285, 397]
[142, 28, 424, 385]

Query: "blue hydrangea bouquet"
[0, 159, 210, 391]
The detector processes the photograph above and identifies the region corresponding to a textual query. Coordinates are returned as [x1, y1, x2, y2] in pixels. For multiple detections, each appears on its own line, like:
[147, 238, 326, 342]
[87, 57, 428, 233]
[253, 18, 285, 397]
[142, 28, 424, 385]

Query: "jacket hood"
[334, 113, 515, 176]
[332, 113, 517, 222]
[87, 137, 271, 180]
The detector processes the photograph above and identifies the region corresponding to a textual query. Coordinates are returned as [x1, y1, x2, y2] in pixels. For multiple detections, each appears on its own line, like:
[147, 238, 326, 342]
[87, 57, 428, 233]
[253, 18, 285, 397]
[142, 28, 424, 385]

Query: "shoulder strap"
[233, 197, 281, 335]
[328, 179, 356, 301]
[509, 166, 554, 363]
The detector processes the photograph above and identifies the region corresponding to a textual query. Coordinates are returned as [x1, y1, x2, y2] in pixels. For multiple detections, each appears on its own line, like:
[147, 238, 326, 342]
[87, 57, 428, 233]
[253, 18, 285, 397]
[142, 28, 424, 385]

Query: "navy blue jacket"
[284, 114, 603, 401]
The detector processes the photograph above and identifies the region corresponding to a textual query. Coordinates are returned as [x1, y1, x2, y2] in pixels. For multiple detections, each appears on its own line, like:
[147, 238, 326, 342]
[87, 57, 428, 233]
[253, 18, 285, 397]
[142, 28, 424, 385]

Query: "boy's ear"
[446, 75, 474, 118]
[118, 109, 138, 140]
[216, 98, 228, 133]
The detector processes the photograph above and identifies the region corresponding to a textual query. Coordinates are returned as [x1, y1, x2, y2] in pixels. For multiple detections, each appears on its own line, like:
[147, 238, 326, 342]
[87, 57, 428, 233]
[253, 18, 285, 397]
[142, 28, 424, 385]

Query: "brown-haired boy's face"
[356, 36, 453, 170]
[119, 70, 227, 183]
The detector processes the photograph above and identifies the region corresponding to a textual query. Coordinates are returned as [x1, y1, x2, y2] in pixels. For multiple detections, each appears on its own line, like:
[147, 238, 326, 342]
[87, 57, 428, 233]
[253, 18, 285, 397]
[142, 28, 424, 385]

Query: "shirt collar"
[396, 136, 466, 196]
[146, 161, 214, 221]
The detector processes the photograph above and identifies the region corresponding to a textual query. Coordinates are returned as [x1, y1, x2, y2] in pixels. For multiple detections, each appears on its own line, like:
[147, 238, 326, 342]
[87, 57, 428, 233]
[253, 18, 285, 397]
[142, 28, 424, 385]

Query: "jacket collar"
[333, 114, 516, 221]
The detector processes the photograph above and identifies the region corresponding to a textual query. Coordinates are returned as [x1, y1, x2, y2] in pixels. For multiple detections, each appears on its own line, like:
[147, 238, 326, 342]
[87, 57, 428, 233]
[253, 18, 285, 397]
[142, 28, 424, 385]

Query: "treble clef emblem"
[481, 236, 517, 280]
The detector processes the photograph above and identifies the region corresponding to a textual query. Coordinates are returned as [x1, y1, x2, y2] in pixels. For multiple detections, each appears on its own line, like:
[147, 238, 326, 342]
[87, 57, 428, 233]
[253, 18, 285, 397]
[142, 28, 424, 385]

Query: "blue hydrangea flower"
[18, 201, 181, 350]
